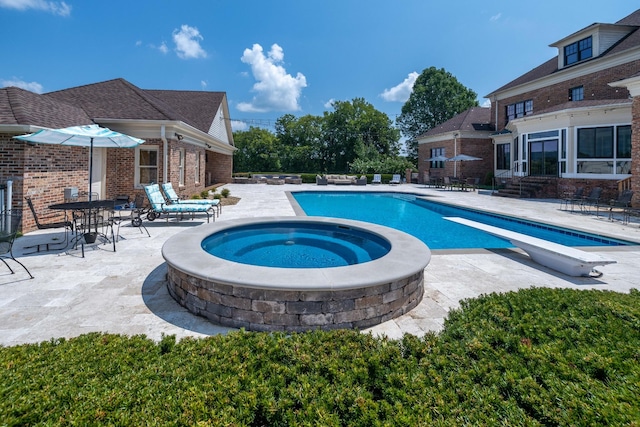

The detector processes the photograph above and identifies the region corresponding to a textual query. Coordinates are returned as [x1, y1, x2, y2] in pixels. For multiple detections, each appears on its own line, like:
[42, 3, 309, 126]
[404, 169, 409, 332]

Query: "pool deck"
[2, 183, 640, 346]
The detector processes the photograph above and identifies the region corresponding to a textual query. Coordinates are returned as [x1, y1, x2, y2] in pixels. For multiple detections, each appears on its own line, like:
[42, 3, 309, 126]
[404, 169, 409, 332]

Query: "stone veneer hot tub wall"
[162, 217, 431, 332]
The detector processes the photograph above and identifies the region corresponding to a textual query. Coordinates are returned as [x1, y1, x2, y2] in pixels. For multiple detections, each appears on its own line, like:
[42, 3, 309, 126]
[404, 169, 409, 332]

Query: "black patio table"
[49, 200, 116, 254]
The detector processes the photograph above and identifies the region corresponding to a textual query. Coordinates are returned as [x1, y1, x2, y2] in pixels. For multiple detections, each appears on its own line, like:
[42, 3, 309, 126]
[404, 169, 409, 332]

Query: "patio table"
[49, 200, 116, 254]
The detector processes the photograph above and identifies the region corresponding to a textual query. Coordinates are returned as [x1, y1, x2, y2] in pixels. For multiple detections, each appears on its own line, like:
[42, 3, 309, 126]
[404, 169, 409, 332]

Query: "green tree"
[397, 67, 479, 161]
[323, 98, 400, 172]
[274, 114, 324, 172]
[232, 127, 281, 172]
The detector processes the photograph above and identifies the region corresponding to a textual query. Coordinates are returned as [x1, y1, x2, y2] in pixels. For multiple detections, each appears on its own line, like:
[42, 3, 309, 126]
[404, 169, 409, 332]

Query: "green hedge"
[1, 288, 638, 425]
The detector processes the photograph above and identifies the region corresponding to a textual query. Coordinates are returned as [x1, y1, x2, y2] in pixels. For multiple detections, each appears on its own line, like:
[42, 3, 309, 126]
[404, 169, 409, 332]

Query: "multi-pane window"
[505, 100, 533, 124]
[430, 147, 445, 169]
[178, 149, 185, 186]
[569, 86, 584, 101]
[577, 125, 631, 174]
[195, 152, 201, 184]
[496, 143, 511, 170]
[564, 36, 592, 66]
[136, 146, 158, 186]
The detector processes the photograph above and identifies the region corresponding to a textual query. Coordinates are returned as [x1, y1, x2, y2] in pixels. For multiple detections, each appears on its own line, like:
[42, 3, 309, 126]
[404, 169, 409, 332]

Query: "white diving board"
[444, 217, 617, 277]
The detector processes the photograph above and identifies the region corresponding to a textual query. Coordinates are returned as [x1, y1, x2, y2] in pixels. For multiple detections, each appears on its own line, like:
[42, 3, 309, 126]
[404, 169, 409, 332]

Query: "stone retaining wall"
[166, 266, 424, 332]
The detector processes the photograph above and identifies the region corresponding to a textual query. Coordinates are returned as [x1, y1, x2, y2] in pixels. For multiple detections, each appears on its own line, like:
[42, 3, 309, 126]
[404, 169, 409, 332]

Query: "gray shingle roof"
[0, 86, 92, 128]
[44, 78, 226, 133]
[417, 107, 492, 139]
[487, 9, 640, 97]
[1, 78, 228, 134]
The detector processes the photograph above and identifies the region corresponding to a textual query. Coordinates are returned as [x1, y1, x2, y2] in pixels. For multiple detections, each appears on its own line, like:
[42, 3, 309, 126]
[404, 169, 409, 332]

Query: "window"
[178, 149, 185, 186]
[496, 143, 511, 170]
[195, 152, 201, 184]
[135, 146, 158, 187]
[564, 36, 592, 66]
[505, 100, 533, 124]
[569, 86, 584, 101]
[577, 125, 631, 174]
[430, 147, 445, 169]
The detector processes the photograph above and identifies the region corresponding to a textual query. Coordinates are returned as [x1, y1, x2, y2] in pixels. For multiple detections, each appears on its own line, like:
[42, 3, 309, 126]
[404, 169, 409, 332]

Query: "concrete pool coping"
[3, 183, 640, 345]
[162, 216, 431, 291]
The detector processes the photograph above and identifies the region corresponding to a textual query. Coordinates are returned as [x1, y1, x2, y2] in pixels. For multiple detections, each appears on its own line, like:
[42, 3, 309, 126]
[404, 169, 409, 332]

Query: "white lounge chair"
[389, 174, 401, 185]
[372, 174, 382, 184]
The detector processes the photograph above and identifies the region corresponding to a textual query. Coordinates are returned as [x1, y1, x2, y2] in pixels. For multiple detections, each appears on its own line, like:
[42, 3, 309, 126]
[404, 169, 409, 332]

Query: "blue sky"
[1, 0, 637, 132]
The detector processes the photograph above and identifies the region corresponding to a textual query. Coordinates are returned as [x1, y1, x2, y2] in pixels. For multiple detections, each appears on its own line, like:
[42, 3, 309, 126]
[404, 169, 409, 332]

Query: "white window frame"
[134, 145, 159, 188]
[178, 148, 185, 187]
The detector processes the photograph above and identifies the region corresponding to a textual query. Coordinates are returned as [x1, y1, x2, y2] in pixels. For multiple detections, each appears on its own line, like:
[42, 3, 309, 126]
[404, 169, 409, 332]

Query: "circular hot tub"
[162, 217, 431, 332]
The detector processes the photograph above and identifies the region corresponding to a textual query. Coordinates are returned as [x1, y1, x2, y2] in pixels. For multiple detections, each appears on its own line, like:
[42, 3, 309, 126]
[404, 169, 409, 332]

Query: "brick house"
[0, 78, 235, 231]
[418, 8, 640, 205]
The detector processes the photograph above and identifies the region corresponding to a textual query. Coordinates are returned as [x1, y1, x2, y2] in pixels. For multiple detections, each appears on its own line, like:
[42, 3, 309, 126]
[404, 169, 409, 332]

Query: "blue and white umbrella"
[15, 124, 144, 201]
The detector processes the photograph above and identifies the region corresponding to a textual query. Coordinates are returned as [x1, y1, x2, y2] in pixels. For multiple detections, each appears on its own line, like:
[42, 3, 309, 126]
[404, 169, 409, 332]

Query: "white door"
[90, 147, 106, 198]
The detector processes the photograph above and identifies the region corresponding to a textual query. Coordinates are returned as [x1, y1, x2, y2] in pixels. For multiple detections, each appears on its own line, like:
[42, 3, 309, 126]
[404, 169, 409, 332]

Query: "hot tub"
[162, 216, 431, 332]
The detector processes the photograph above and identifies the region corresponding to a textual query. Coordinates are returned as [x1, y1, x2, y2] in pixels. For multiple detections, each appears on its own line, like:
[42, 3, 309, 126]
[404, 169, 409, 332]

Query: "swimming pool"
[292, 192, 636, 250]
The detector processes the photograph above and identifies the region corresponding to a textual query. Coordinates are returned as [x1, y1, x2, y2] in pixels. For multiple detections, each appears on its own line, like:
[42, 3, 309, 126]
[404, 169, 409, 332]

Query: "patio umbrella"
[14, 124, 145, 201]
[446, 154, 482, 162]
[446, 153, 482, 177]
[425, 155, 449, 162]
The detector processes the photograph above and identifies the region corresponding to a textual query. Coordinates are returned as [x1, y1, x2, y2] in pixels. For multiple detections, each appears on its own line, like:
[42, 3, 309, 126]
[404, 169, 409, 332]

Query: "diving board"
[444, 217, 617, 277]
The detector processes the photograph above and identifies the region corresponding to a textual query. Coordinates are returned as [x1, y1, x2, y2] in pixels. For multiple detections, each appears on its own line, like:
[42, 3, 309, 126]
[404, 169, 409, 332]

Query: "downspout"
[161, 125, 168, 184]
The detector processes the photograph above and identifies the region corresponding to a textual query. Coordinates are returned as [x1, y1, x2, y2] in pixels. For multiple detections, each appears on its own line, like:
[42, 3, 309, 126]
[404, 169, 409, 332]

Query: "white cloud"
[324, 98, 335, 109]
[173, 25, 207, 59]
[481, 99, 492, 107]
[158, 42, 169, 54]
[238, 43, 307, 113]
[0, 0, 70, 16]
[490, 12, 501, 22]
[380, 72, 419, 102]
[200, 80, 208, 89]
[1, 78, 43, 93]
[230, 120, 248, 131]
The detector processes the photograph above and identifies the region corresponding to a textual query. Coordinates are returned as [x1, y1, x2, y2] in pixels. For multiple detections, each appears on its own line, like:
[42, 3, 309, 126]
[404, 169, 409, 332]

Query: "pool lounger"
[444, 217, 617, 277]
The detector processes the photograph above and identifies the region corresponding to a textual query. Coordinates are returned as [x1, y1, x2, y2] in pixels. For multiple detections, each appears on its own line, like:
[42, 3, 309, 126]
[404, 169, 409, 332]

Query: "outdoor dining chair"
[0, 210, 33, 278]
[24, 196, 73, 253]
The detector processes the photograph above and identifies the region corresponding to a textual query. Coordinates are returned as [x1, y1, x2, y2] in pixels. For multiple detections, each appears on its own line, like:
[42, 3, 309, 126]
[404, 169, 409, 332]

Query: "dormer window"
[564, 36, 592, 66]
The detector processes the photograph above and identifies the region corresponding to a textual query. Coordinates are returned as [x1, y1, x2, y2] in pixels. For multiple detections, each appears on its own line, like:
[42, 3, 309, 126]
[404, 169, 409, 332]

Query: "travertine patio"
[1, 183, 639, 347]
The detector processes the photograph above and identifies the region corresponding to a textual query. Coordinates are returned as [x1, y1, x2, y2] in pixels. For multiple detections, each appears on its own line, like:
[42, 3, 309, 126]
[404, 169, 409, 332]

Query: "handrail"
[617, 176, 632, 192]
[492, 165, 518, 193]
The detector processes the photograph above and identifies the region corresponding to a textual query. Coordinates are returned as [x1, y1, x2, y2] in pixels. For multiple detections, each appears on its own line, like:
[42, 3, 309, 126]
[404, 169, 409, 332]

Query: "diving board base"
[444, 217, 617, 277]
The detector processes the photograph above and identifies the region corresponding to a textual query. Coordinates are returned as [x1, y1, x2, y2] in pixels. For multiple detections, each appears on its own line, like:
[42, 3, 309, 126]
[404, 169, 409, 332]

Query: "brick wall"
[418, 137, 493, 184]
[632, 96, 640, 207]
[491, 60, 640, 130]
[207, 151, 233, 185]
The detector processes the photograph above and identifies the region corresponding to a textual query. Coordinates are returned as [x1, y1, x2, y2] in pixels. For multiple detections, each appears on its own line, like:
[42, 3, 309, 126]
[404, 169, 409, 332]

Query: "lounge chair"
[143, 184, 212, 223]
[161, 182, 221, 216]
[389, 174, 401, 185]
[372, 174, 382, 184]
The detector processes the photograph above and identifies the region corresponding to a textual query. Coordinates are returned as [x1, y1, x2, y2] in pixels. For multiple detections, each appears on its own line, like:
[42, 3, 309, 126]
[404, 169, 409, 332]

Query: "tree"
[232, 127, 281, 172]
[275, 114, 325, 172]
[323, 98, 401, 172]
[396, 67, 478, 161]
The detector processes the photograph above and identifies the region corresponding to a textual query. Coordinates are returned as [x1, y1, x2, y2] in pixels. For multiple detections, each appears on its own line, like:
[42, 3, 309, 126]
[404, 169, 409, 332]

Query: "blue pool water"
[201, 221, 391, 268]
[292, 192, 635, 250]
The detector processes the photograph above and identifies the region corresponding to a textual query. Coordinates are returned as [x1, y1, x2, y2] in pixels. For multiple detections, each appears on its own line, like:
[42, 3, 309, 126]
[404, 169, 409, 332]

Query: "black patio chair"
[561, 187, 584, 211]
[608, 190, 634, 223]
[580, 187, 602, 216]
[0, 210, 33, 278]
[24, 196, 74, 253]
